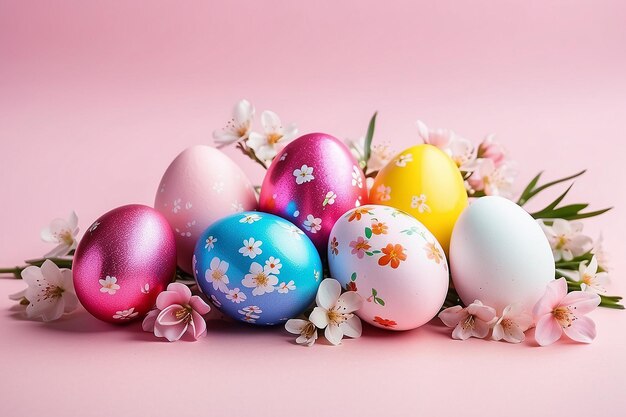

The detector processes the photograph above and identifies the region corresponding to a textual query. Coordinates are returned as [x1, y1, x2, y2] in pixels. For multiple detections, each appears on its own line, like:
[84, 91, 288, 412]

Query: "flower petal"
[261, 110, 281, 133]
[325, 324, 344, 346]
[560, 291, 600, 315]
[189, 295, 211, 315]
[492, 323, 504, 341]
[40, 298, 65, 322]
[309, 307, 329, 329]
[438, 306, 466, 328]
[563, 315, 596, 343]
[156, 285, 191, 310]
[533, 278, 563, 318]
[40, 259, 63, 285]
[154, 320, 188, 342]
[451, 323, 472, 340]
[285, 319, 306, 335]
[340, 315, 362, 338]
[336, 291, 363, 313]
[315, 279, 341, 310]
[142, 309, 159, 332]
[190, 310, 207, 339]
[534, 314, 563, 346]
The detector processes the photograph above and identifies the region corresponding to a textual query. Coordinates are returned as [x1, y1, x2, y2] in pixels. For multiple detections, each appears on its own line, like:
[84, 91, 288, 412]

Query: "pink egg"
[259, 133, 368, 254]
[73, 205, 177, 323]
[155, 145, 257, 273]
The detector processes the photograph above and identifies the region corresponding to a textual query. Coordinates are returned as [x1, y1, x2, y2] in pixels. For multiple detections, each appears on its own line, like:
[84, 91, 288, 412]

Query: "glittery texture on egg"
[155, 145, 257, 274]
[72, 204, 177, 323]
[259, 133, 368, 255]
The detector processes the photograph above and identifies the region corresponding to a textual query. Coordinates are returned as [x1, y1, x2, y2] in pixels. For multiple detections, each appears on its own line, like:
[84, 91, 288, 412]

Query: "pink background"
[1, 1, 625, 416]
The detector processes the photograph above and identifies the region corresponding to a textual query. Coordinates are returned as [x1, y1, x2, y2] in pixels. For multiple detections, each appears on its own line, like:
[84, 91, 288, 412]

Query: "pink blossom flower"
[349, 236, 371, 259]
[492, 303, 533, 343]
[438, 300, 497, 340]
[142, 282, 211, 342]
[533, 278, 600, 346]
[477, 134, 507, 167]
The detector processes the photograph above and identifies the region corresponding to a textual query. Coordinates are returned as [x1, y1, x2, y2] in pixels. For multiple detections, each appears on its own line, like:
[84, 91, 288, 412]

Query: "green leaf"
[542, 184, 574, 212]
[520, 169, 586, 206]
[371, 288, 378, 296]
[563, 207, 612, 220]
[363, 112, 378, 166]
[371, 250, 381, 254]
[365, 251, 374, 256]
[365, 227, 373, 239]
[517, 171, 543, 206]
[351, 272, 357, 281]
[531, 203, 588, 219]
[375, 297, 385, 306]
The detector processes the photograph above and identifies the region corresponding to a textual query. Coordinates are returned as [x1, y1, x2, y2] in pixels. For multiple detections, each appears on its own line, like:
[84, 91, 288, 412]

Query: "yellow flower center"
[327, 308, 352, 326]
[267, 132, 283, 145]
[462, 315, 475, 330]
[174, 305, 192, 323]
[553, 306, 575, 328]
[211, 270, 224, 281]
[255, 273, 268, 286]
[59, 230, 74, 246]
[42, 285, 64, 301]
[556, 235, 568, 250]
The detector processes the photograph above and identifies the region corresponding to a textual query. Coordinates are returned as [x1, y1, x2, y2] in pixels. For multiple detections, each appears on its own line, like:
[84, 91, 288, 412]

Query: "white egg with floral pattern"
[328, 205, 449, 331]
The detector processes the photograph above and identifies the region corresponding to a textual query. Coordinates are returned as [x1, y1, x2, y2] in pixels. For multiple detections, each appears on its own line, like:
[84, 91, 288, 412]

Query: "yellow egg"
[369, 144, 468, 253]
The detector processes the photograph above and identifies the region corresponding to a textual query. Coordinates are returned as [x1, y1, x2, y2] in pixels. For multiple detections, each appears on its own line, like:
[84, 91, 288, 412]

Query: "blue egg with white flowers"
[193, 211, 322, 325]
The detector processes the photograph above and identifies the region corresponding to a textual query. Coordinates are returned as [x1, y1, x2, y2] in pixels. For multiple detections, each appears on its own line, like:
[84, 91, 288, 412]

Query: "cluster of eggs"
[72, 133, 554, 330]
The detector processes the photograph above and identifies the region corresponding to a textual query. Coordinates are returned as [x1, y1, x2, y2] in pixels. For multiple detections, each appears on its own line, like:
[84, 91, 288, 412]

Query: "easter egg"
[193, 211, 322, 325]
[328, 205, 449, 331]
[450, 196, 555, 314]
[259, 133, 368, 255]
[73, 205, 177, 323]
[155, 145, 257, 273]
[369, 144, 467, 253]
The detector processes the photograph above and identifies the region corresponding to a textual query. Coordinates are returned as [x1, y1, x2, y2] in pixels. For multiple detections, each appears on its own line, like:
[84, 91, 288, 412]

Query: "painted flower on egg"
[194, 212, 322, 325]
[259, 133, 368, 256]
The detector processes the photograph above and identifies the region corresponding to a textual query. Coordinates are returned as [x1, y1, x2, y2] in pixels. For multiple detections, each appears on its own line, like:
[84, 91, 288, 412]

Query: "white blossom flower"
[113, 307, 139, 320]
[238, 237, 263, 259]
[346, 137, 394, 171]
[303, 215, 322, 234]
[309, 279, 363, 345]
[410, 194, 431, 213]
[540, 219, 593, 262]
[99, 275, 120, 295]
[40, 211, 80, 257]
[247, 110, 298, 163]
[205, 236, 217, 251]
[558, 256, 610, 294]
[491, 303, 533, 343]
[264, 256, 282, 275]
[277, 280, 296, 294]
[17, 260, 79, 321]
[351, 165, 363, 188]
[417, 120, 455, 149]
[242, 262, 278, 296]
[438, 300, 497, 340]
[141, 283, 150, 294]
[241, 305, 262, 315]
[314, 270, 320, 281]
[285, 318, 318, 346]
[592, 234, 610, 272]
[213, 99, 255, 146]
[239, 214, 261, 224]
[467, 159, 517, 198]
[205, 257, 230, 293]
[293, 164, 314, 185]
[225, 288, 247, 303]
[172, 198, 182, 214]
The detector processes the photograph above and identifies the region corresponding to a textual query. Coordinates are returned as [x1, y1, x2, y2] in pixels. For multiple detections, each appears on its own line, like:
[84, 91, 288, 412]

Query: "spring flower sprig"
[285, 278, 363, 346]
[213, 99, 298, 169]
[0, 212, 78, 279]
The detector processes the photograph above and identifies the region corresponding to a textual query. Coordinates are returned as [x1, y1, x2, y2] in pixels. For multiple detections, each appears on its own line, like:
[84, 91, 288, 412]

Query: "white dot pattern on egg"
[155, 145, 257, 273]
[328, 204, 449, 331]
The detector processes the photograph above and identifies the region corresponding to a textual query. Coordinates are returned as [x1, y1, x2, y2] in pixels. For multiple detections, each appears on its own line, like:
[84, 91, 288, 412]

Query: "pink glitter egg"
[155, 145, 257, 273]
[259, 133, 368, 255]
[73, 204, 177, 323]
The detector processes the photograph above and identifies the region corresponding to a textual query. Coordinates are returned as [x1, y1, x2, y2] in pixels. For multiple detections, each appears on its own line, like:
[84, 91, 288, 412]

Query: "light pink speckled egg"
[259, 133, 368, 255]
[328, 205, 449, 331]
[73, 204, 177, 323]
[155, 145, 257, 273]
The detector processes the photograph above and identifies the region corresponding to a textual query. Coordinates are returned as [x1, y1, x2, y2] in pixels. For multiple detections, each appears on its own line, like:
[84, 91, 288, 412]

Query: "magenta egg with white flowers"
[72, 204, 177, 323]
[259, 133, 368, 255]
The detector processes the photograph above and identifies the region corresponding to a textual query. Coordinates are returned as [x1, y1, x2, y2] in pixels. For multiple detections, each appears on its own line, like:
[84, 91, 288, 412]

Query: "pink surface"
[1, 1, 625, 416]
